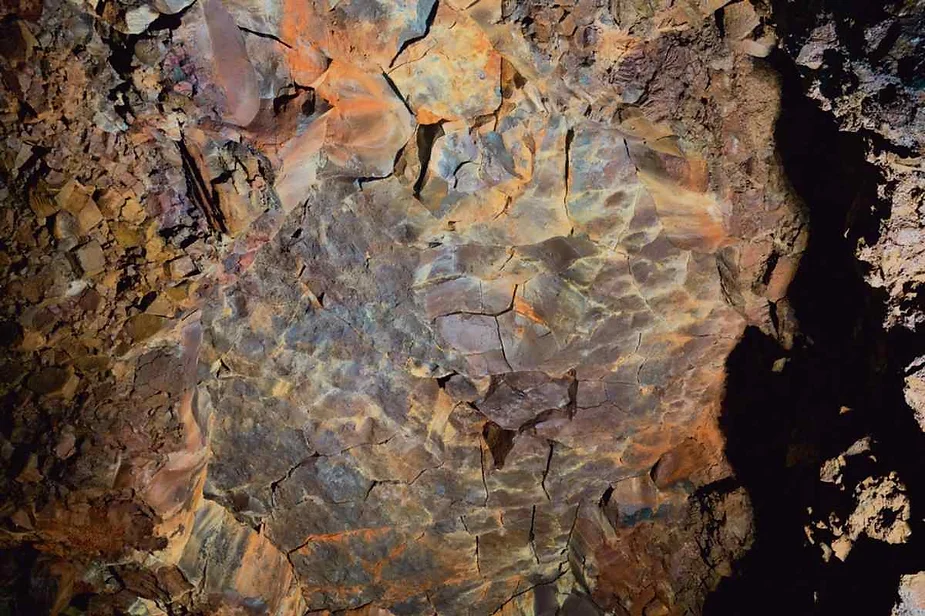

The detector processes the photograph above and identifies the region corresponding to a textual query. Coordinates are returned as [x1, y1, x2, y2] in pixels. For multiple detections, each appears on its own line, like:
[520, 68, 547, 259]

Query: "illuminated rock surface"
[0, 0, 922, 614]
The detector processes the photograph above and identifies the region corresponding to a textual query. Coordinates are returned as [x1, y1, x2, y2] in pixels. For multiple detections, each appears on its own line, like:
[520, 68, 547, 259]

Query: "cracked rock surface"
[5, 0, 923, 614]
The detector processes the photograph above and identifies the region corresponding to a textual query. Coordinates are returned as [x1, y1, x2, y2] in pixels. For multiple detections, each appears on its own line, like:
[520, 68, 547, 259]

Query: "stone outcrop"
[894, 572, 925, 616]
[0, 0, 921, 614]
[769, 1, 925, 611]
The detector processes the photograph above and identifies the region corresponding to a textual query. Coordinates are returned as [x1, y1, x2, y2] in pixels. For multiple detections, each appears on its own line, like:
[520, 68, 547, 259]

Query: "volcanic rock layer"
[0, 0, 922, 614]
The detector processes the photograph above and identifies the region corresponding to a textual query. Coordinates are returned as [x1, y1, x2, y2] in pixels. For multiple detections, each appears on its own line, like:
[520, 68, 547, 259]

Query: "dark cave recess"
[707, 45, 925, 615]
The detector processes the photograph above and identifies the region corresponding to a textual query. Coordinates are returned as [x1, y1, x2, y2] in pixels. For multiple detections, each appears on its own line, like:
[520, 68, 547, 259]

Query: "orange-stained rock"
[175, 500, 305, 615]
[313, 61, 416, 178]
[389, 2, 502, 123]
[279, 0, 436, 72]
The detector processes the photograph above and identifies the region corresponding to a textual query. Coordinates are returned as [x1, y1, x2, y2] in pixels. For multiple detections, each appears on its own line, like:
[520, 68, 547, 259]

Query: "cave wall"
[0, 0, 920, 614]
[709, 1, 925, 614]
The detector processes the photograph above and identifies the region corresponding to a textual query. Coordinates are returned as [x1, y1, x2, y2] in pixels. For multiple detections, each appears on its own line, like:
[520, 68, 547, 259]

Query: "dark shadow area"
[0, 546, 48, 615]
[704, 48, 925, 616]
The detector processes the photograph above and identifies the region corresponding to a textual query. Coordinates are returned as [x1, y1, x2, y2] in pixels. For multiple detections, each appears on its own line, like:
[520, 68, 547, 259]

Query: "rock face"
[0, 0, 921, 614]
[705, 1, 925, 614]
[895, 573, 925, 616]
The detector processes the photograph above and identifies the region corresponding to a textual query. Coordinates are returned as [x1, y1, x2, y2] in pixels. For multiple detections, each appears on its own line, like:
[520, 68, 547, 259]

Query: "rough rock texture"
[895, 572, 925, 616]
[778, 0, 925, 607]
[0, 0, 922, 614]
[808, 438, 912, 562]
[705, 1, 925, 614]
[775, 0, 925, 349]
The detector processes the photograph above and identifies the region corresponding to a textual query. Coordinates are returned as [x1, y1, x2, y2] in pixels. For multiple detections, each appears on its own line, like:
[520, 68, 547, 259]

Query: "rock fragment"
[73, 240, 106, 276]
[26, 366, 78, 398]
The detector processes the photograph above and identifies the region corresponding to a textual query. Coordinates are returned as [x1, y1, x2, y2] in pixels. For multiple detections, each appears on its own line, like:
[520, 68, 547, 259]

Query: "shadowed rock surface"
[0, 0, 922, 614]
